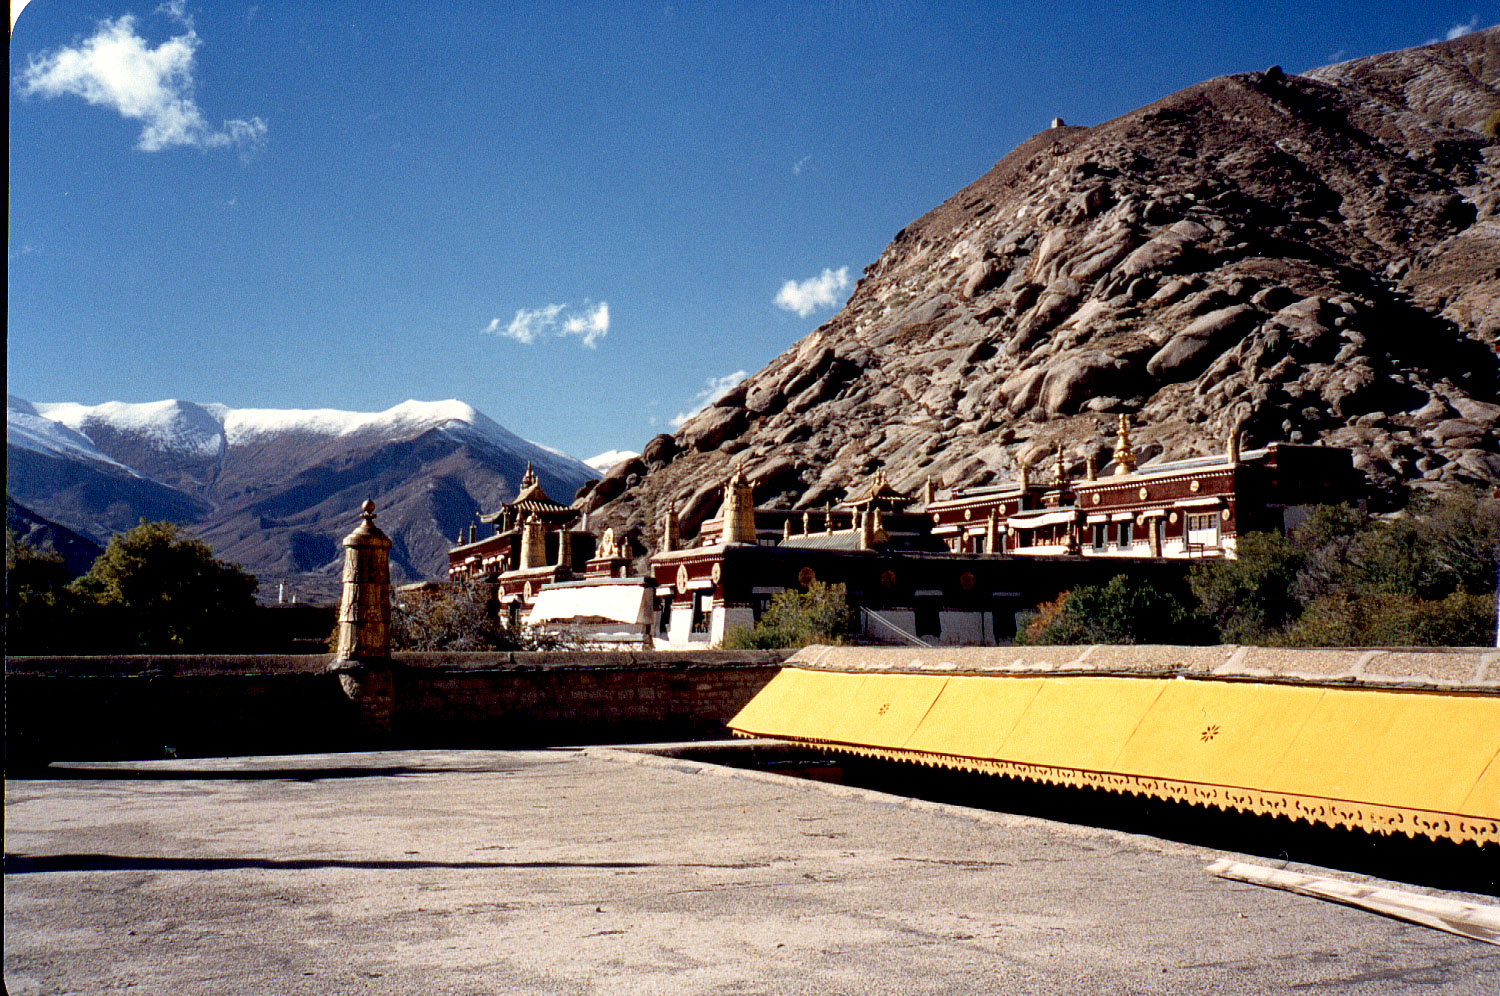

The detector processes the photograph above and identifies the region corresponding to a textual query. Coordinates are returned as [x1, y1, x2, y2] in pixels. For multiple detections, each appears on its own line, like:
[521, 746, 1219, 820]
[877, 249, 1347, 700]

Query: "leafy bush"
[722, 580, 855, 649]
[1188, 487, 1498, 646]
[1189, 531, 1304, 643]
[1015, 574, 1211, 646]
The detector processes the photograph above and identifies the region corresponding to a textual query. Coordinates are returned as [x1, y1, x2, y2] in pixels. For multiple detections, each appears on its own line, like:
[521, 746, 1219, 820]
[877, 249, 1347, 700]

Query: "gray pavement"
[5, 747, 1498, 995]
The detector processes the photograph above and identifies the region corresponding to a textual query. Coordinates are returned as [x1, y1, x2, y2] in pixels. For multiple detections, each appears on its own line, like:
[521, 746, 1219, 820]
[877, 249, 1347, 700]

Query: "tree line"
[7, 522, 261, 654]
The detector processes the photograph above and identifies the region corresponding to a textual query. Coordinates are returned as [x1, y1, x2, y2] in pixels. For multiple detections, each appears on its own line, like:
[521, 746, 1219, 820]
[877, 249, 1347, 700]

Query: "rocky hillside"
[591, 30, 1500, 547]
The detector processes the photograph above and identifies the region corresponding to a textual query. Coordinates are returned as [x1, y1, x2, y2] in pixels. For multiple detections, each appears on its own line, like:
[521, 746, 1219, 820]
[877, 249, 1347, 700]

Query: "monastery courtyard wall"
[4, 651, 788, 766]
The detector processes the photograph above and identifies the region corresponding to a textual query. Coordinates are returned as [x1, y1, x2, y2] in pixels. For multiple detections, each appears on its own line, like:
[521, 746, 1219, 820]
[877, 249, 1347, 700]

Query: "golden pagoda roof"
[479, 462, 579, 525]
[841, 470, 913, 510]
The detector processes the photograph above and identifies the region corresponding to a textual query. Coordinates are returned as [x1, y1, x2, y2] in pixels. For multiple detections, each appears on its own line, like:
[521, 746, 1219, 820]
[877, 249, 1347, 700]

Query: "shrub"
[1016, 574, 1211, 646]
[1275, 591, 1496, 648]
[1189, 532, 1304, 643]
[722, 580, 855, 649]
[1189, 489, 1499, 646]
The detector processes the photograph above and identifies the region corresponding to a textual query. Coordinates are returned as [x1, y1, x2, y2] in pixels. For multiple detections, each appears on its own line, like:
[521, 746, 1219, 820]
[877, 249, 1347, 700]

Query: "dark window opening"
[915, 605, 940, 638]
[691, 592, 711, 634]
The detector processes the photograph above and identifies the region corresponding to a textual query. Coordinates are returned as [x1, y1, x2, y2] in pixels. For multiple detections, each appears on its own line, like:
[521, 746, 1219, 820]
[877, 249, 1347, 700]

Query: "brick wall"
[4, 651, 788, 767]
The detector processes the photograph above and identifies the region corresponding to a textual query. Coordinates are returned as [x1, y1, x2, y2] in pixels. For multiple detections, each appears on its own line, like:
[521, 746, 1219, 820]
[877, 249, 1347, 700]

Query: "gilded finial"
[521, 462, 538, 489]
[1052, 443, 1069, 486]
[361, 498, 377, 523]
[1113, 415, 1137, 476]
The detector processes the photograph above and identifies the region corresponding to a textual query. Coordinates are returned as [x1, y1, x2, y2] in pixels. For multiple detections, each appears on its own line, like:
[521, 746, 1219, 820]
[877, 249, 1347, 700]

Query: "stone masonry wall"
[4, 651, 789, 767]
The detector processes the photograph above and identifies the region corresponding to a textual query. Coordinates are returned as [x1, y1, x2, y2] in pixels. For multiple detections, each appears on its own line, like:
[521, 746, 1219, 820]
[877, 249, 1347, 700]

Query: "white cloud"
[671, 370, 748, 429]
[774, 266, 850, 317]
[483, 301, 608, 347]
[1447, 16, 1480, 40]
[792, 155, 811, 175]
[19, 11, 266, 153]
[560, 301, 610, 348]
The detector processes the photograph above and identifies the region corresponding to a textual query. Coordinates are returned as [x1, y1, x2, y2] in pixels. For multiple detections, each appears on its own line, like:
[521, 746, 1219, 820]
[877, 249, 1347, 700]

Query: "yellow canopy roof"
[730, 667, 1500, 845]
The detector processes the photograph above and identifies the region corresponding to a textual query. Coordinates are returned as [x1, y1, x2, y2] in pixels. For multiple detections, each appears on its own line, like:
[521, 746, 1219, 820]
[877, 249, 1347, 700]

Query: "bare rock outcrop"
[597, 30, 1500, 549]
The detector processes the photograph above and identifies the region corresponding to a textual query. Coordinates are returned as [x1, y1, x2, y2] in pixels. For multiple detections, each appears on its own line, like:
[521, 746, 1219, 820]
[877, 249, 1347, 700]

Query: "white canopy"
[528, 581, 653, 626]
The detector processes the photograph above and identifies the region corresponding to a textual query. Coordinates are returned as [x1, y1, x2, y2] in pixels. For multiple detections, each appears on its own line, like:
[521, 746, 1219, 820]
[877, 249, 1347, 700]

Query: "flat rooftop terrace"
[6, 747, 1498, 995]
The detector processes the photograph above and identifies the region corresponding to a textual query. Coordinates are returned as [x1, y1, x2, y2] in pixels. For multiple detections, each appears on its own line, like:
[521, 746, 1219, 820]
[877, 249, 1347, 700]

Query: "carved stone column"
[331, 499, 394, 735]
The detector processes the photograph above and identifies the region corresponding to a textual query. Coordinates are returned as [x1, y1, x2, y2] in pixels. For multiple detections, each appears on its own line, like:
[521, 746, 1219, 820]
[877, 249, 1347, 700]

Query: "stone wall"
[4, 651, 789, 767]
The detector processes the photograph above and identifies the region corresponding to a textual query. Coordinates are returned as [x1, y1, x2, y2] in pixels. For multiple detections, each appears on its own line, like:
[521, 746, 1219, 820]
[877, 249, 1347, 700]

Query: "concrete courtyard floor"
[5, 746, 1498, 995]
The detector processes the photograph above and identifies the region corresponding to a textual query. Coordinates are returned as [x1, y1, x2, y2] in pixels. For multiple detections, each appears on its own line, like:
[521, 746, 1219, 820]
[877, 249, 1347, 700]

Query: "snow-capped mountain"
[6, 397, 601, 594]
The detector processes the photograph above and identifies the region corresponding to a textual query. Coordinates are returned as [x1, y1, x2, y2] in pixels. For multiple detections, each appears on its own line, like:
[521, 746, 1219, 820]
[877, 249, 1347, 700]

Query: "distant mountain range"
[6, 396, 600, 598]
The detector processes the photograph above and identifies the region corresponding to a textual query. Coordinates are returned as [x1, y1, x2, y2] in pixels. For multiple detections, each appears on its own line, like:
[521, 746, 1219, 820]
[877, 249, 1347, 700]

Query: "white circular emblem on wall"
[523, 581, 532, 601]
[1190, 479, 1201, 493]
[676, 565, 689, 594]
[710, 563, 721, 585]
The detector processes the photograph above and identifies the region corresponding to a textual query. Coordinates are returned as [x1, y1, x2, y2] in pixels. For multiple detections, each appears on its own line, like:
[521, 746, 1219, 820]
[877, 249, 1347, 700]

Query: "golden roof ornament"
[1113, 415, 1137, 476]
[1052, 443, 1069, 486]
[521, 461, 538, 490]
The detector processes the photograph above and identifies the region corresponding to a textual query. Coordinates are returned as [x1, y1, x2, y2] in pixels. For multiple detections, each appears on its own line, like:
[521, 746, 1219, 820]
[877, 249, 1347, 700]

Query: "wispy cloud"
[671, 370, 748, 429]
[774, 267, 850, 317]
[18, 7, 266, 153]
[1428, 16, 1485, 44]
[1447, 16, 1480, 40]
[792, 155, 812, 175]
[560, 302, 610, 348]
[484, 301, 609, 348]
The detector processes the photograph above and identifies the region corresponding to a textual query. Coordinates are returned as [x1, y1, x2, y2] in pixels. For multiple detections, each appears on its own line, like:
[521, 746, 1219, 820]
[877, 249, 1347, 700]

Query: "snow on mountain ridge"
[6, 405, 141, 475]
[35, 399, 226, 461]
[19, 397, 596, 477]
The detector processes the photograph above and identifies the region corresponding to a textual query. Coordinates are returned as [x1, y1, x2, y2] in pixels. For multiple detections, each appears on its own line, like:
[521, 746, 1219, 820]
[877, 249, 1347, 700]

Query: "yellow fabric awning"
[729, 667, 1500, 845]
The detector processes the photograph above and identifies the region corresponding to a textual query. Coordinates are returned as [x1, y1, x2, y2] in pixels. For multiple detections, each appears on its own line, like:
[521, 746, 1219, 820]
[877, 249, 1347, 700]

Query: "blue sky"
[9, 1, 1493, 460]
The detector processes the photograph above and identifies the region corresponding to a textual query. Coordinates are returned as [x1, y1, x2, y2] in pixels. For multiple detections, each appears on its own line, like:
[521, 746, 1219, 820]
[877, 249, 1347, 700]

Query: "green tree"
[1189, 531, 1304, 643]
[71, 521, 258, 652]
[1016, 574, 1211, 646]
[722, 580, 855, 649]
[1189, 489, 1499, 646]
[5, 531, 88, 654]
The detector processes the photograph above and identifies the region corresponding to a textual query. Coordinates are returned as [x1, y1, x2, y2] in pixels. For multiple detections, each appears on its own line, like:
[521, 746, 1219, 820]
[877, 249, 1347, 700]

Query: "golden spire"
[521, 461, 538, 489]
[1052, 443, 1069, 486]
[1113, 415, 1137, 476]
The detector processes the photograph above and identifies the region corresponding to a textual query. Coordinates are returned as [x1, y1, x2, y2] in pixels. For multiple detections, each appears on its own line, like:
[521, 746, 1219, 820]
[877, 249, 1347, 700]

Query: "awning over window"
[730, 667, 1500, 846]
[1008, 510, 1077, 529]
[1174, 496, 1227, 509]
